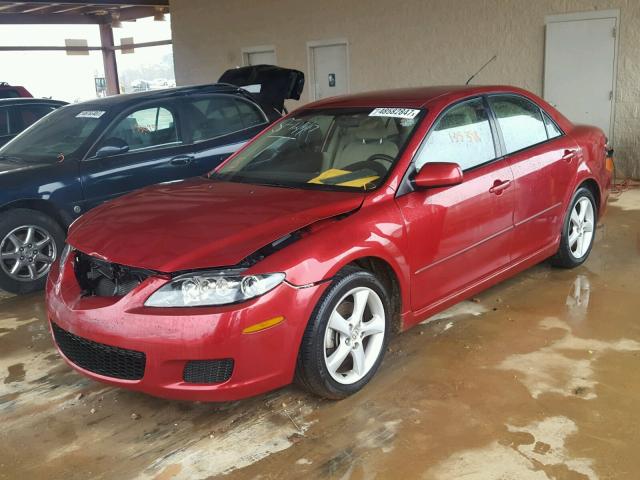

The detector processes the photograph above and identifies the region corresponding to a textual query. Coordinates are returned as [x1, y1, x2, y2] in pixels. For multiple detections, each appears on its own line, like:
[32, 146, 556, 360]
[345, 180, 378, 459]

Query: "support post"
[99, 23, 120, 96]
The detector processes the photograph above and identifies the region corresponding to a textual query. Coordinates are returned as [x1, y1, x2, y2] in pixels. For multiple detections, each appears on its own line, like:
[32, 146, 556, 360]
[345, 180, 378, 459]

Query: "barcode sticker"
[369, 108, 420, 119]
[76, 110, 105, 119]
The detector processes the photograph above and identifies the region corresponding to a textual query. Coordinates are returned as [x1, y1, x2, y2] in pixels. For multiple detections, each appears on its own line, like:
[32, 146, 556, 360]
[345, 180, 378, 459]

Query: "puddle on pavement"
[1, 191, 640, 480]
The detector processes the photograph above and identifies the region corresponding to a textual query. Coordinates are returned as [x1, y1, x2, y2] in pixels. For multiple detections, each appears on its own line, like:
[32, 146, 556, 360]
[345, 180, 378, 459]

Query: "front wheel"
[0, 209, 65, 294]
[551, 187, 597, 268]
[295, 267, 390, 399]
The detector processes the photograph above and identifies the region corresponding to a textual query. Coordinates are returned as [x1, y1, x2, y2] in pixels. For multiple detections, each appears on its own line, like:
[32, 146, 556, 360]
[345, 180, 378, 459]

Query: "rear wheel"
[0, 209, 65, 294]
[295, 267, 390, 399]
[551, 187, 597, 268]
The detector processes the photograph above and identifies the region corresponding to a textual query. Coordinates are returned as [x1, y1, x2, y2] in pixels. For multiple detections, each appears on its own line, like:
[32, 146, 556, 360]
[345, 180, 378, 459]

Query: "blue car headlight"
[144, 270, 285, 307]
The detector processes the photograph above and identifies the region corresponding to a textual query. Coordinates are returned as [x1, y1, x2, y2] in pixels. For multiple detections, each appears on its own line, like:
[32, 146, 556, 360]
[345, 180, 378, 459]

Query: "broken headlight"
[144, 271, 285, 307]
[59, 244, 73, 269]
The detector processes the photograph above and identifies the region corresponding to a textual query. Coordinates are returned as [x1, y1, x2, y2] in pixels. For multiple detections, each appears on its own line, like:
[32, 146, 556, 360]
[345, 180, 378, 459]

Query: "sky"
[0, 15, 174, 103]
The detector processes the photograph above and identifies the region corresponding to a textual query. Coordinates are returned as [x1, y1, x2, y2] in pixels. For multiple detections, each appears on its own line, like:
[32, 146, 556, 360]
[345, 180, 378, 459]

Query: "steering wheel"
[344, 154, 395, 177]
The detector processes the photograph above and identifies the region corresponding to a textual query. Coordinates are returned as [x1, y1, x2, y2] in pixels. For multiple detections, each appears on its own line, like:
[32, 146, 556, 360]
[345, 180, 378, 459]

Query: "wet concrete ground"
[1, 189, 639, 480]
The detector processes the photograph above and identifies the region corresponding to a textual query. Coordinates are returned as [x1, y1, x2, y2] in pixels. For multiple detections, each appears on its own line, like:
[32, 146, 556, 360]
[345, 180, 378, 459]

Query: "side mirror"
[95, 138, 129, 158]
[413, 162, 463, 189]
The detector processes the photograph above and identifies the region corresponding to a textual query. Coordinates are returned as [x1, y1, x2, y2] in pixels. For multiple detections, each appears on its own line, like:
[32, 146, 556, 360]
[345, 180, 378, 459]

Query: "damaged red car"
[46, 85, 612, 401]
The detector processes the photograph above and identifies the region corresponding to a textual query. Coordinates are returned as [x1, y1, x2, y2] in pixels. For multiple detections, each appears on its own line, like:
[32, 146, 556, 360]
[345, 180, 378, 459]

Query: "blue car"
[0, 65, 304, 293]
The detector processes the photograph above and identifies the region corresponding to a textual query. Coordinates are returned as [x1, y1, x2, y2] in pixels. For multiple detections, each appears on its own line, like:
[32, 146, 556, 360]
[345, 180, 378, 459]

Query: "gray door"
[544, 14, 617, 139]
[310, 43, 348, 100]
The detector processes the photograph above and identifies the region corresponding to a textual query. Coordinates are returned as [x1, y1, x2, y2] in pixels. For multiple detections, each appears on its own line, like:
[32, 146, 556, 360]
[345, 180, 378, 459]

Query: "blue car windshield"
[0, 105, 108, 162]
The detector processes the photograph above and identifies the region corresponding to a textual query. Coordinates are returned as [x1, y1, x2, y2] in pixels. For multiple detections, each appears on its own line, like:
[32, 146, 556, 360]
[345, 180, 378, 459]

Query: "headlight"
[144, 270, 286, 307]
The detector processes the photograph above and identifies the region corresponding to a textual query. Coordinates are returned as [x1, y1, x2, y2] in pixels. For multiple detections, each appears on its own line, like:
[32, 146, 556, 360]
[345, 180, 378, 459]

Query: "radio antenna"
[465, 55, 497, 85]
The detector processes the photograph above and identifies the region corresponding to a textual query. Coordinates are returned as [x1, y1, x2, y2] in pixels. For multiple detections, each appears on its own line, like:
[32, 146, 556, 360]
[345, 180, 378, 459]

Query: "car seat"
[333, 117, 399, 170]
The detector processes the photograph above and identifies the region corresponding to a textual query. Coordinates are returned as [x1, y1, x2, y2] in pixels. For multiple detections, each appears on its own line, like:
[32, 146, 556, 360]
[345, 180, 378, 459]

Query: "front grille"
[52, 322, 145, 380]
[74, 251, 154, 297]
[183, 359, 234, 383]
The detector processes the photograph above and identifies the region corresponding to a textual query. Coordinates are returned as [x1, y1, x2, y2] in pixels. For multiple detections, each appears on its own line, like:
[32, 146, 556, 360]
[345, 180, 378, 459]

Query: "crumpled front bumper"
[45, 254, 327, 402]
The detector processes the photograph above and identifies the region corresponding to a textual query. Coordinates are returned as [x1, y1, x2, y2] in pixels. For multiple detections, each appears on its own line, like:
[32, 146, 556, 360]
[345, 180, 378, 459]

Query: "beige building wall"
[169, 0, 640, 178]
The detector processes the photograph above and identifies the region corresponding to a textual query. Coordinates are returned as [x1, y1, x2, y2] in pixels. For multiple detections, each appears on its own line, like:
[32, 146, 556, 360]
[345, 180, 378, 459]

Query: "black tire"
[551, 187, 597, 269]
[0, 208, 65, 294]
[295, 266, 391, 399]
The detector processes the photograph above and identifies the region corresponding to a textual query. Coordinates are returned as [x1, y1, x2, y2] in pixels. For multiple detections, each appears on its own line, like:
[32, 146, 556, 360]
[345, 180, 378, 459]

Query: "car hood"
[0, 158, 50, 175]
[67, 178, 365, 272]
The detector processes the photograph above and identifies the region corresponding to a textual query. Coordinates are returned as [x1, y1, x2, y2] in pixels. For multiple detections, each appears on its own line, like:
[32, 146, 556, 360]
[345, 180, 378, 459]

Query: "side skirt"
[401, 241, 558, 331]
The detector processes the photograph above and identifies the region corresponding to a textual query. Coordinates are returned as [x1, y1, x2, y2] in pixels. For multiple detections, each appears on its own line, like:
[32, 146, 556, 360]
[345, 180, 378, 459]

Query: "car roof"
[304, 85, 535, 109]
[75, 83, 253, 110]
[0, 98, 67, 106]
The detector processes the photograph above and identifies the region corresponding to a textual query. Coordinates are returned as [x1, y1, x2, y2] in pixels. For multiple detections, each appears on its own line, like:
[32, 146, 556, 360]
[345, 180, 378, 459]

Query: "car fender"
[247, 196, 412, 316]
[564, 126, 609, 215]
[0, 197, 75, 228]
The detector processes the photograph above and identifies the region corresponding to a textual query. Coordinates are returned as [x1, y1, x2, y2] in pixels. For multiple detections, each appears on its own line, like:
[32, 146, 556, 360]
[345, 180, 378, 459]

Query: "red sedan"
[46, 85, 612, 401]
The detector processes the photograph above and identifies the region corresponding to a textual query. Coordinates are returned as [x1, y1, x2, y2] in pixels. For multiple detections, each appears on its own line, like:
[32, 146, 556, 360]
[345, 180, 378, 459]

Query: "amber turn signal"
[242, 316, 285, 334]
[606, 156, 615, 173]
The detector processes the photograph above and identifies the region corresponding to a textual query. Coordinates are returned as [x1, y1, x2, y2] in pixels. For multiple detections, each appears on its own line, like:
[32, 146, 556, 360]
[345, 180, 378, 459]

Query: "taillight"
[605, 143, 614, 173]
[605, 157, 614, 173]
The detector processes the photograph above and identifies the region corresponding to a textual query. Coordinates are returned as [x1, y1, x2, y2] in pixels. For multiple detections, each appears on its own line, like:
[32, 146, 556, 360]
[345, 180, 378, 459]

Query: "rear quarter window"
[0, 89, 20, 99]
[543, 112, 563, 139]
[14, 104, 57, 131]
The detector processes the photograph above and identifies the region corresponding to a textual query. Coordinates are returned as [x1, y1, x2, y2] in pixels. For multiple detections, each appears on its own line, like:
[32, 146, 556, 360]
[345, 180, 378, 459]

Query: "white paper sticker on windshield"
[76, 110, 105, 119]
[369, 107, 420, 119]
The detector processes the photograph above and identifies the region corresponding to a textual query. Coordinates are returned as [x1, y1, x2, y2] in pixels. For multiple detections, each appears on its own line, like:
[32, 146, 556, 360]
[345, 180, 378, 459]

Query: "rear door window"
[184, 95, 266, 142]
[414, 97, 497, 171]
[101, 105, 181, 153]
[0, 89, 20, 99]
[0, 107, 9, 136]
[488, 95, 548, 153]
[14, 104, 57, 131]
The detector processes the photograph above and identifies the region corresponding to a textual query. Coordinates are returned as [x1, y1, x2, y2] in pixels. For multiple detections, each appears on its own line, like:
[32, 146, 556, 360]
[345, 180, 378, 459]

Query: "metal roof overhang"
[0, 1, 172, 96]
[0, 1, 169, 24]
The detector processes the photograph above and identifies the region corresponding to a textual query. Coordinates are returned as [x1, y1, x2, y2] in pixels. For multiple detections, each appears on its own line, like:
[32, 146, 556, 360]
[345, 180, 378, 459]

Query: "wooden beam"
[99, 22, 120, 96]
[0, 44, 102, 51]
[0, 12, 106, 23]
[117, 5, 157, 21]
[2, 1, 168, 6]
[113, 39, 171, 49]
[0, 39, 171, 51]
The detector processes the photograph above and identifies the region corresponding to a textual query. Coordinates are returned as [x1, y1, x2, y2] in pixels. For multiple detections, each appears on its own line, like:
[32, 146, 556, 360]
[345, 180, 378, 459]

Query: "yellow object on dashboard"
[308, 169, 379, 188]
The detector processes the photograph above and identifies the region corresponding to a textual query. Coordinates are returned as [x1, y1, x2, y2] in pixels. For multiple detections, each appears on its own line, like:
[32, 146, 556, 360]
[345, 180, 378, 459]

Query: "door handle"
[489, 179, 512, 195]
[170, 155, 194, 166]
[562, 149, 578, 162]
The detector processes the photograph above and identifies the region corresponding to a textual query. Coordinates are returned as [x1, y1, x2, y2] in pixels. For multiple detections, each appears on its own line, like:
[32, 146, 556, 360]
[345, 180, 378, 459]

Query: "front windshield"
[0, 105, 108, 162]
[214, 107, 423, 190]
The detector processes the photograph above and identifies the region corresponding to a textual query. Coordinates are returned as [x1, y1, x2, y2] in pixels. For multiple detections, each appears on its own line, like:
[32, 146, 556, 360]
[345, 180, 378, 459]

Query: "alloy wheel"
[568, 197, 595, 259]
[0, 225, 57, 282]
[323, 286, 386, 385]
